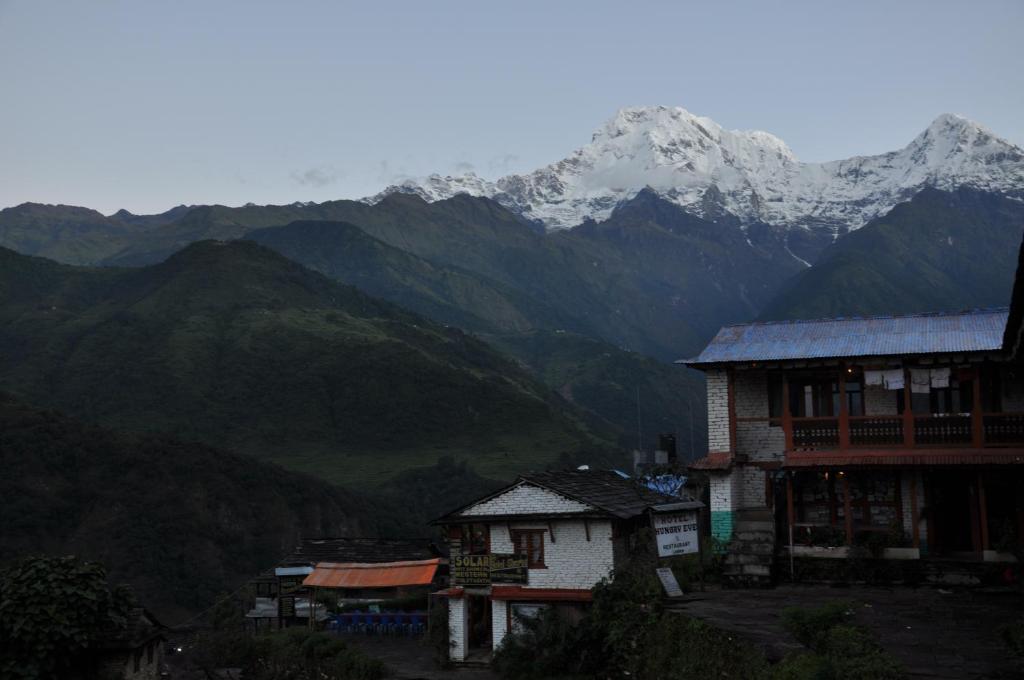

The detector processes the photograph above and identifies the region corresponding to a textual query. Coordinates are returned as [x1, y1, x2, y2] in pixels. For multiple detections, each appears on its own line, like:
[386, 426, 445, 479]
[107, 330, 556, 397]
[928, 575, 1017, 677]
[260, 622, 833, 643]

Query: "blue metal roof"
[682, 308, 1009, 366]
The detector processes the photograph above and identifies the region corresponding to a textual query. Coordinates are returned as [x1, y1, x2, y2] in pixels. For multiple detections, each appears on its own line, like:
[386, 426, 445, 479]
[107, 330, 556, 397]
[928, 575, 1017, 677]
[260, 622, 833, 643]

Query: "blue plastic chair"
[410, 613, 425, 636]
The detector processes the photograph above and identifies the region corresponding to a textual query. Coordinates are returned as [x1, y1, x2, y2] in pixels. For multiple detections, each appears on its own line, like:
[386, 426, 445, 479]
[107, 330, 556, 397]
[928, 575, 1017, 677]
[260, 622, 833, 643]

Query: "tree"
[0, 555, 135, 679]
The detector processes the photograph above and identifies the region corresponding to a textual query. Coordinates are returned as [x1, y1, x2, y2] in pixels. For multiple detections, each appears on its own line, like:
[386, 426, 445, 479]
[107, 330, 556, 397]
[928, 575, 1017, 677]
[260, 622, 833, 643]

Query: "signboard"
[278, 577, 303, 595]
[278, 596, 296, 618]
[652, 510, 700, 557]
[452, 554, 491, 586]
[452, 553, 529, 586]
[656, 567, 684, 598]
[489, 554, 528, 584]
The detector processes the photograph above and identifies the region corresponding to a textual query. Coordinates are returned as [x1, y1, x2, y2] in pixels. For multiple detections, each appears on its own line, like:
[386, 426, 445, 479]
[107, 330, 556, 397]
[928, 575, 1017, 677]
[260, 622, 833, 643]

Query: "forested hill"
[0, 241, 613, 487]
[759, 188, 1024, 321]
[0, 394, 372, 621]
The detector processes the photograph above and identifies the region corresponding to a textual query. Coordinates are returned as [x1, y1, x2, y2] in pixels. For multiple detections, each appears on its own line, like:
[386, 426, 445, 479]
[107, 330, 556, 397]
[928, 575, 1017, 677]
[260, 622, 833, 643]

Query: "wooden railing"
[788, 413, 1024, 451]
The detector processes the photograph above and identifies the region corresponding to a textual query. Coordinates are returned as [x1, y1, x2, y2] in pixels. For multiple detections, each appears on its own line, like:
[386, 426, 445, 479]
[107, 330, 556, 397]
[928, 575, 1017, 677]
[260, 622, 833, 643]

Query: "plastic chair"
[410, 613, 425, 636]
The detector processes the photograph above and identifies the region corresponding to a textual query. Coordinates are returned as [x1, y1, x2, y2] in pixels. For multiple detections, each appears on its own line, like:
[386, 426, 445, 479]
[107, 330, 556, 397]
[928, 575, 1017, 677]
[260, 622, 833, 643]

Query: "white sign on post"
[655, 567, 683, 598]
[652, 510, 700, 557]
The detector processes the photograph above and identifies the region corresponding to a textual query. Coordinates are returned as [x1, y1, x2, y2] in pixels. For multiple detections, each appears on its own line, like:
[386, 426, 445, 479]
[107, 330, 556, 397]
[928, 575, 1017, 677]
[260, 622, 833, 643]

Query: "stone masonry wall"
[489, 519, 615, 590]
[491, 600, 508, 650]
[706, 368, 731, 452]
[460, 483, 592, 516]
[734, 370, 785, 462]
[864, 384, 898, 415]
[449, 598, 467, 661]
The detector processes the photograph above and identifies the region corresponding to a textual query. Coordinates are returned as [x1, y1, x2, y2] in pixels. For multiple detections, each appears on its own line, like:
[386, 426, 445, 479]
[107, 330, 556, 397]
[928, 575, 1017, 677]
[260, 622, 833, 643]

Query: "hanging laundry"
[864, 370, 884, 386]
[910, 368, 931, 394]
[883, 368, 904, 391]
[930, 367, 951, 388]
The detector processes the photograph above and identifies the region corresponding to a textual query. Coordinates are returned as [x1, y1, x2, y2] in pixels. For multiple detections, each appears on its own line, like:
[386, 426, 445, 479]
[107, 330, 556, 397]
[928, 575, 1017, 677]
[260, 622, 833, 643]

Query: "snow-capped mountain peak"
[367, 106, 1024, 231]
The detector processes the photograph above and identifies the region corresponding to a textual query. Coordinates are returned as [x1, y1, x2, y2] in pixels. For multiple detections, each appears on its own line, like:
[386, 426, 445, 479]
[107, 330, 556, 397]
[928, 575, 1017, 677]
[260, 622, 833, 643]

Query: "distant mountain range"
[370, 106, 1024, 236]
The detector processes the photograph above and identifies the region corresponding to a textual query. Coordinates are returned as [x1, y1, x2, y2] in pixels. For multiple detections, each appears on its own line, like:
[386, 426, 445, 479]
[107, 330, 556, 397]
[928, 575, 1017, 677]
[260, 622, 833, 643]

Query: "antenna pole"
[636, 386, 642, 452]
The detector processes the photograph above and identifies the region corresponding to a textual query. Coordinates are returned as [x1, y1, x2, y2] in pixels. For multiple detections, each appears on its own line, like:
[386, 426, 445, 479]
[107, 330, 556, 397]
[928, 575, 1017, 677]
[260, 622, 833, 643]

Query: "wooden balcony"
[787, 413, 1024, 452]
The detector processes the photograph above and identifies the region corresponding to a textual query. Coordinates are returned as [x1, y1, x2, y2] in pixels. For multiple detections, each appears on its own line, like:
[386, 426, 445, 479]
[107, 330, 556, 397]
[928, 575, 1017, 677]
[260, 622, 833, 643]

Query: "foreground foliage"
[0, 556, 135, 680]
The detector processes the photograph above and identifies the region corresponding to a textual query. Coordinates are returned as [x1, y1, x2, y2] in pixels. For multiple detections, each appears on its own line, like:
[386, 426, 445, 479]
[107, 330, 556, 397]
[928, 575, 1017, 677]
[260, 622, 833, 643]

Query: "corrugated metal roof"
[683, 309, 1009, 366]
[302, 558, 441, 589]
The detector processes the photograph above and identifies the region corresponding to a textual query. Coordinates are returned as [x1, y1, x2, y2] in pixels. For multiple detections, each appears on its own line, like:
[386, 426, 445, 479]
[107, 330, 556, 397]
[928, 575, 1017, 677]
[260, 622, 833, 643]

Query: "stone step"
[727, 542, 775, 556]
[734, 521, 774, 533]
[724, 553, 773, 566]
[724, 563, 772, 577]
[736, 507, 774, 521]
[734, 530, 774, 542]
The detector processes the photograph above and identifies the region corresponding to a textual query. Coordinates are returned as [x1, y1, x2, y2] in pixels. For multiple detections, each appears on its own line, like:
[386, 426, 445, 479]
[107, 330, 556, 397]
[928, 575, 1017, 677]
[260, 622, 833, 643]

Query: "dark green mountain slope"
[0, 394, 370, 621]
[246, 219, 584, 336]
[247, 222, 708, 454]
[0, 242, 610, 487]
[760, 188, 1024, 320]
[487, 331, 708, 460]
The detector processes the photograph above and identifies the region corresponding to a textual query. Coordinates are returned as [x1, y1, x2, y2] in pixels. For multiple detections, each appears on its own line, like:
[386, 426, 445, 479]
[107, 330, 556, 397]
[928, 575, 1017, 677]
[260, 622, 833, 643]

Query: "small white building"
[434, 469, 696, 664]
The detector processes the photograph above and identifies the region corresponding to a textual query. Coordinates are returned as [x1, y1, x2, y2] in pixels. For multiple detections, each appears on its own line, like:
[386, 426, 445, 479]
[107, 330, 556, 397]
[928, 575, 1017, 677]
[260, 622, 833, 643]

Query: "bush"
[1000, 617, 1024, 657]
[778, 602, 905, 680]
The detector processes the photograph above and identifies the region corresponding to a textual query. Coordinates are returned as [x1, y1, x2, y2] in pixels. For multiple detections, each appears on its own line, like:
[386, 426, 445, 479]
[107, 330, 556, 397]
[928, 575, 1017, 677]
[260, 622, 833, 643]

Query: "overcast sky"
[2, 0, 1022, 215]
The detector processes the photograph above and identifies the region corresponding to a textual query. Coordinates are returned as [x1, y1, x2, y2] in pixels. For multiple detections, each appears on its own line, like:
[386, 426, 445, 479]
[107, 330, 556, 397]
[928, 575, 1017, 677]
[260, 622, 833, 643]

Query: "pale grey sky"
[1, 0, 1022, 214]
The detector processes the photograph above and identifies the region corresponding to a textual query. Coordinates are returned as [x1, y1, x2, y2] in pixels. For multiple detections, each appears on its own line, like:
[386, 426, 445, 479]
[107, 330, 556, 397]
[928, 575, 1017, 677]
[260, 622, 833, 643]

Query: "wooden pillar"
[842, 473, 853, 546]
[978, 472, 990, 552]
[727, 368, 737, 455]
[909, 472, 920, 549]
[786, 473, 795, 534]
[839, 366, 850, 450]
[782, 373, 793, 451]
[972, 369, 984, 448]
[969, 479, 982, 553]
[902, 368, 915, 448]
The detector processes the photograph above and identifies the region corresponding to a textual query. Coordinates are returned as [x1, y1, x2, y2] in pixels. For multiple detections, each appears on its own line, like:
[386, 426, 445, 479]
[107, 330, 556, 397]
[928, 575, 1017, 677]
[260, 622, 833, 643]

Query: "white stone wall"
[738, 466, 766, 509]
[460, 483, 592, 516]
[732, 371, 785, 461]
[491, 600, 508, 650]
[710, 473, 737, 514]
[449, 598, 467, 661]
[706, 368, 731, 452]
[864, 384, 898, 415]
[489, 519, 615, 590]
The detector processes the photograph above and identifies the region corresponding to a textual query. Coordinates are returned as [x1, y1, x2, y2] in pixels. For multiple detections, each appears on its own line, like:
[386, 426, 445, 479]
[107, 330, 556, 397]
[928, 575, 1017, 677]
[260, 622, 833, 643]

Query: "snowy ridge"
[366, 106, 1024, 231]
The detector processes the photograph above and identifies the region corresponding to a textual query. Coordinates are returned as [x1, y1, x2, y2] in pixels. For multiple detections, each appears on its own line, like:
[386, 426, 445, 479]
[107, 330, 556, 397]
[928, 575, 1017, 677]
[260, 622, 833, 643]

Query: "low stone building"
[433, 468, 698, 664]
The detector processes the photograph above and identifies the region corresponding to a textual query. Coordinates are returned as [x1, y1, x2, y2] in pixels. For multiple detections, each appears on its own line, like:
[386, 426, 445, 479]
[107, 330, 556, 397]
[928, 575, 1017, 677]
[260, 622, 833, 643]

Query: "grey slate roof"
[683, 308, 1009, 366]
[282, 537, 443, 566]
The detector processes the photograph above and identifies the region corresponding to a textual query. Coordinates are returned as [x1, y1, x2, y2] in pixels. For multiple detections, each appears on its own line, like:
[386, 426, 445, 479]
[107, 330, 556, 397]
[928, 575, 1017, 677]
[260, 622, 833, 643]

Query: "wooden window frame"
[510, 529, 546, 568]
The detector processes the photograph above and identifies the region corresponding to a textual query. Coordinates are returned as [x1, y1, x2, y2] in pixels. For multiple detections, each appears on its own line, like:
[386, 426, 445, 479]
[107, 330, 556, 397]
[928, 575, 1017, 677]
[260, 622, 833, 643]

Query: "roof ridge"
[718, 307, 1010, 330]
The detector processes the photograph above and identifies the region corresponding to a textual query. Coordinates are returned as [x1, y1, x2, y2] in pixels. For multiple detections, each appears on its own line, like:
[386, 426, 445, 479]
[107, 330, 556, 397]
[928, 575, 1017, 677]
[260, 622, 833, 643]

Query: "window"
[787, 375, 863, 417]
[510, 529, 545, 568]
[768, 374, 784, 421]
[897, 378, 973, 415]
[510, 602, 549, 634]
[462, 523, 489, 555]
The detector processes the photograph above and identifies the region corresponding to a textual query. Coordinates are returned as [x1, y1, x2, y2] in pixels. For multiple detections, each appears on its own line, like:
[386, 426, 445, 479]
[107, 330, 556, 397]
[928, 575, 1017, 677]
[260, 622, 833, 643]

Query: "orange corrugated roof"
[302, 558, 441, 589]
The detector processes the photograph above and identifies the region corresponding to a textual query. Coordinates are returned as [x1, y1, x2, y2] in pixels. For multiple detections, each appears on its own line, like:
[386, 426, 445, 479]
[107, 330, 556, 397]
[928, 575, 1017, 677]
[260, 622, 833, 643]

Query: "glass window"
[463, 524, 489, 555]
[510, 529, 545, 567]
[510, 603, 549, 635]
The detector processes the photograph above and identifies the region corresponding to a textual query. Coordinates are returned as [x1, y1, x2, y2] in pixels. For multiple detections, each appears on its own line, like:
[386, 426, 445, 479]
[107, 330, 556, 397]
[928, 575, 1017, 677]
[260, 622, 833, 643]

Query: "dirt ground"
[667, 584, 1024, 679]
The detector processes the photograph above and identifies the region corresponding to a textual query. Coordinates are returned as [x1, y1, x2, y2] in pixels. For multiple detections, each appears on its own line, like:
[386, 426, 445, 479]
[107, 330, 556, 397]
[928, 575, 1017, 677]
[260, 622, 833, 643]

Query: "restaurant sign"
[452, 553, 528, 586]
[652, 510, 700, 557]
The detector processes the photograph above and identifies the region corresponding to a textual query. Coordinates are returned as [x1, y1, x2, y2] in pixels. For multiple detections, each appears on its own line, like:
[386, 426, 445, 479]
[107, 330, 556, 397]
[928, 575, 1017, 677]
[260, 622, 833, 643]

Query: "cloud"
[453, 160, 476, 174]
[488, 153, 520, 175]
[291, 165, 342, 188]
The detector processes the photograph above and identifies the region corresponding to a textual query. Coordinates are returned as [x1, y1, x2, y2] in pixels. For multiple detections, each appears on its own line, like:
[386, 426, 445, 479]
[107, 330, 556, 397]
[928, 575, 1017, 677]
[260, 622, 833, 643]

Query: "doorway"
[926, 471, 976, 555]
[466, 595, 492, 660]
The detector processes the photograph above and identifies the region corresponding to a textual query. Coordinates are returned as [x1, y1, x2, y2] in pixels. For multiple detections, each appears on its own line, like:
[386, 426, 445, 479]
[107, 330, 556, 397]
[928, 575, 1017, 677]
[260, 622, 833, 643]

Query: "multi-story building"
[683, 305, 1024, 577]
[434, 469, 698, 664]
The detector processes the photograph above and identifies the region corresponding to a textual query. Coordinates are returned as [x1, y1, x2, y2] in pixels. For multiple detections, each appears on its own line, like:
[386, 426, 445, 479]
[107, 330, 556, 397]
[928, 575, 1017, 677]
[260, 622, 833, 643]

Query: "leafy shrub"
[781, 600, 853, 649]
[778, 602, 905, 679]
[0, 555, 136, 680]
[1000, 617, 1024, 657]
